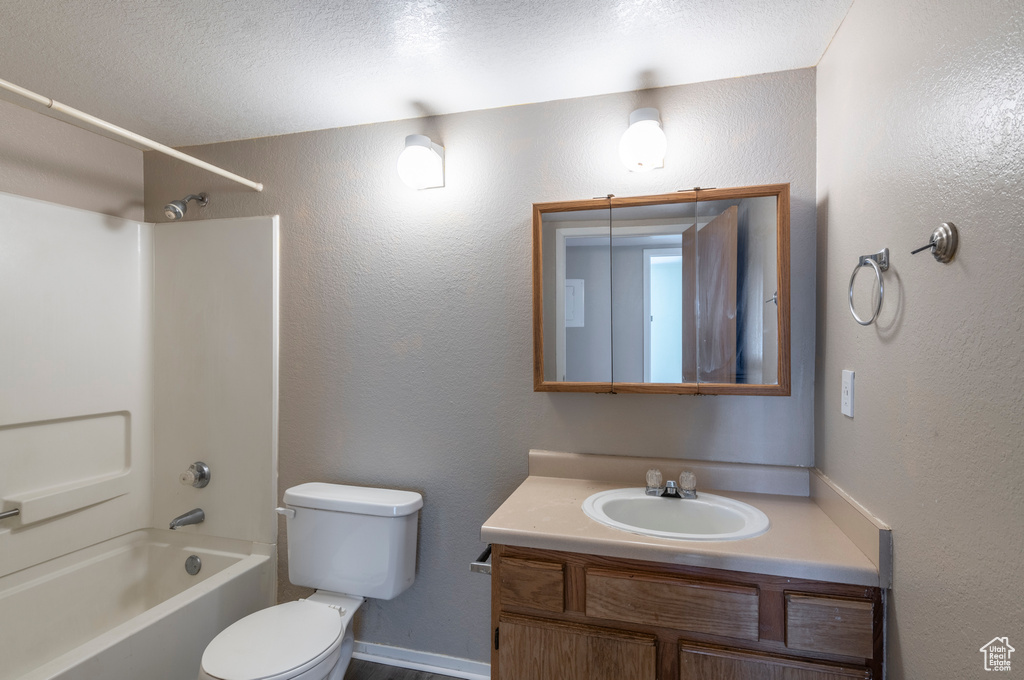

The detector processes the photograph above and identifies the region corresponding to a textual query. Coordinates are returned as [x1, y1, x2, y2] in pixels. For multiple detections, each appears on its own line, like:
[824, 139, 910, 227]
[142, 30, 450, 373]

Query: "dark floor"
[344, 659, 463, 680]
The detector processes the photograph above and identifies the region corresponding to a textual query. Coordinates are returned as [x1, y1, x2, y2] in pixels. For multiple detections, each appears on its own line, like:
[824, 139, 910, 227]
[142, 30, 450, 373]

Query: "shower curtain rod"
[0, 77, 263, 192]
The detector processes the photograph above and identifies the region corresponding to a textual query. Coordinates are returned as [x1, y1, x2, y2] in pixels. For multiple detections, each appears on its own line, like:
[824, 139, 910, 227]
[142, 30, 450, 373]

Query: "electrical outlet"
[841, 370, 855, 417]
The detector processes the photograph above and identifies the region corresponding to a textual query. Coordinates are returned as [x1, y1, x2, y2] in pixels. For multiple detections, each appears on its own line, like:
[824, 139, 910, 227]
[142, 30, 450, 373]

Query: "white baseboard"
[353, 641, 491, 680]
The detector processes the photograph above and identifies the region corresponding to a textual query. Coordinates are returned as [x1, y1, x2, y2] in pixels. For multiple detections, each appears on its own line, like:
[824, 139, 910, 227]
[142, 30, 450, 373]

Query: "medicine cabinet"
[532, 184, 790, 395]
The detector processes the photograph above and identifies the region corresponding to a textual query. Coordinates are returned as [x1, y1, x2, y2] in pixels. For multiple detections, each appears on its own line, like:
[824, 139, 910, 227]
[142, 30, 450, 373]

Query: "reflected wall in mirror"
[532, 184, 790, 395]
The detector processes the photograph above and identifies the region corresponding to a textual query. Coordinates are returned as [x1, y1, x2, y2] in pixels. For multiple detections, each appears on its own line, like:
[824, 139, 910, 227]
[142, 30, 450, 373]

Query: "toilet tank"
[282, 483, 423, 599]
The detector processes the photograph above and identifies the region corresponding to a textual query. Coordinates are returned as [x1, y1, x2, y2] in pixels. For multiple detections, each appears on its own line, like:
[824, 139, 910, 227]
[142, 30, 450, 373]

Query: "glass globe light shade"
[397, 134, 445, 189]
[619, 109, 667, 172]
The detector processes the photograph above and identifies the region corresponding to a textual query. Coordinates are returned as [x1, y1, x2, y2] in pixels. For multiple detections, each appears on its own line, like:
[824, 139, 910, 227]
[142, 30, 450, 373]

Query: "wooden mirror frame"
[532, 183, 790, 395]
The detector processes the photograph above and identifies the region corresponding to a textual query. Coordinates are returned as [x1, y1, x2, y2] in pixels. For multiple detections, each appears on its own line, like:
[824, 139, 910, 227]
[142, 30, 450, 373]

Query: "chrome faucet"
[662, 480, 683, 499]
[645, 469, 698, 499]
[169, 508, 205, 530]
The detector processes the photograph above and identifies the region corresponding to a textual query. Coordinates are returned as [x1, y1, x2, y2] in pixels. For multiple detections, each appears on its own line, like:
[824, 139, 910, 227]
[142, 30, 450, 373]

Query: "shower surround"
[0, 191, 279, 679]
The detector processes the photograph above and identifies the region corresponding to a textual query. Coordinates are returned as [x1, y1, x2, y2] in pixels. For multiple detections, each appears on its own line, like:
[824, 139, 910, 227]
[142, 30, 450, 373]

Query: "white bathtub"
[0, 529, 275, 680]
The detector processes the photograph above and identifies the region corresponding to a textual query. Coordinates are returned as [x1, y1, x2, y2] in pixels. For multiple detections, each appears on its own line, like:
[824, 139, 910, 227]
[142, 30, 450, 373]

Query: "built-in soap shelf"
[3, 471, 131, 526]
[0, 411, 132, 527]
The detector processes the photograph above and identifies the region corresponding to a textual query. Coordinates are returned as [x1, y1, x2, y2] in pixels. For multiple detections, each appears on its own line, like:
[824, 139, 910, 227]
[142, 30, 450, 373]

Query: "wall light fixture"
[397, 134, 445, 189]
[619, 108, 667, 172]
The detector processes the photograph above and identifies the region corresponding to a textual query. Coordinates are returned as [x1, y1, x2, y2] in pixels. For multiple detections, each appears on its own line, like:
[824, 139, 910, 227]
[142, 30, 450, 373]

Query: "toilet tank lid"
[284, 483, 423, 517]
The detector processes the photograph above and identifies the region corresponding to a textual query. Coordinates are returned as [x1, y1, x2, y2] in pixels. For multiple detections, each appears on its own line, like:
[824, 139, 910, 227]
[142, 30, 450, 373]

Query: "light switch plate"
[841, 370, 855, 417]
[565, 279, 584, 327]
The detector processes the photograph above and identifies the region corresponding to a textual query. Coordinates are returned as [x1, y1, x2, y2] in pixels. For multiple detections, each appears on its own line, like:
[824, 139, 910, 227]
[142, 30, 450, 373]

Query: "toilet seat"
[201, 600, 344, 680]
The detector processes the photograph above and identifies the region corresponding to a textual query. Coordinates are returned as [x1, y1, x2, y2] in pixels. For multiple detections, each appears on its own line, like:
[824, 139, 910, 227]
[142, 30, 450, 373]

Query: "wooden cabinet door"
[499, 614, 657, 680]
[680, 644, 870, 680]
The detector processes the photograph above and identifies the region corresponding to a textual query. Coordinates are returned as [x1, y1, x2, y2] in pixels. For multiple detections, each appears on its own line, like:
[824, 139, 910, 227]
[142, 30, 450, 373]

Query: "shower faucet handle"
[179, 461, 211, 488]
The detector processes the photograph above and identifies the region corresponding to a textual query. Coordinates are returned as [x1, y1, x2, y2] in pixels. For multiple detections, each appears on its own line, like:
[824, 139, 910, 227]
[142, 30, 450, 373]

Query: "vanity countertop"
[481, 474, 881, 587]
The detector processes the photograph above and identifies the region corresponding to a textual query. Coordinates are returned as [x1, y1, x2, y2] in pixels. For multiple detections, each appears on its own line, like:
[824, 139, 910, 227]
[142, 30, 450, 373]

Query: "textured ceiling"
[0, 0, 852, 147]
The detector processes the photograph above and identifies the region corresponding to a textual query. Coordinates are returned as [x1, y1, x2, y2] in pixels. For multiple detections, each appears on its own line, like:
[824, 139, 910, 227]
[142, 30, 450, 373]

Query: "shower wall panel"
[152, 216, 279, 546]
[0, 191, 153, 577]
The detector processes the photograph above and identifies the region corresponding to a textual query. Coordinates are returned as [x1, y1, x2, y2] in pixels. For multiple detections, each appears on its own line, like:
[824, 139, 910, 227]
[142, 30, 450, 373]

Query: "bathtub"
[0, 529, 275, 680]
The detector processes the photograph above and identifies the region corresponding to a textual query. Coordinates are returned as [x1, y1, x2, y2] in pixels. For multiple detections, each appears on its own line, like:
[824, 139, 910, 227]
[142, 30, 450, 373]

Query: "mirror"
[533, 184, 790, 395]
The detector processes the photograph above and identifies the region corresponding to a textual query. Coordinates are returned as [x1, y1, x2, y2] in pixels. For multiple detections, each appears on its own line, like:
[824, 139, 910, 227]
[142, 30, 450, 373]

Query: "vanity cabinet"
[490, 545, 882, 680]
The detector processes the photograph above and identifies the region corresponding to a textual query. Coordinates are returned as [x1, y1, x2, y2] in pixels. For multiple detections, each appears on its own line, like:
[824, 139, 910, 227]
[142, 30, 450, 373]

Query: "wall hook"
[911, 222, 958, 263]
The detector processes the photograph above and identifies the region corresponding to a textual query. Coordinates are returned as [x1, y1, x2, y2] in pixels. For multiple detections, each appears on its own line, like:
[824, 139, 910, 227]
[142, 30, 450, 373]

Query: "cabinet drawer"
[585, 569, 759, 641]
[786, 593, 874, 658]
[680, 643, 871, 679]
[499, 557, 565, 613]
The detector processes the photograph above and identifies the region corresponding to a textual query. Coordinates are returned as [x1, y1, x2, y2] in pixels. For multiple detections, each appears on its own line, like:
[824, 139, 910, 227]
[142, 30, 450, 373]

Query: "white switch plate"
[841, 370, 855, 417]
[565, 279, 584, 327]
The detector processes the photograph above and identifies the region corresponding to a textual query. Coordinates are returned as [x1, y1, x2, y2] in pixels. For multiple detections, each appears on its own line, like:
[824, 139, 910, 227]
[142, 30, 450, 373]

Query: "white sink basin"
[582, 488, 770, 541]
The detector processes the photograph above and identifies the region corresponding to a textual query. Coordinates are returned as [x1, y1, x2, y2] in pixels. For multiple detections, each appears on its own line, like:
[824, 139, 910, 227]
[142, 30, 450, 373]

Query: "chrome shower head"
[163, 200, 187, 220]
[163, 193, 209, 221]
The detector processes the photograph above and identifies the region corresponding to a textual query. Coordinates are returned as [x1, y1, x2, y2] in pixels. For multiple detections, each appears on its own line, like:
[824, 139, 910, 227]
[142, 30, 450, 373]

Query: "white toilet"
[199, 483, 423, 680]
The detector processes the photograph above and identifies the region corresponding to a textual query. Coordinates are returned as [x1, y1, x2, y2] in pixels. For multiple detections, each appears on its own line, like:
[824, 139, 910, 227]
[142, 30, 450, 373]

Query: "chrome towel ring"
[849, 248, 889, 326]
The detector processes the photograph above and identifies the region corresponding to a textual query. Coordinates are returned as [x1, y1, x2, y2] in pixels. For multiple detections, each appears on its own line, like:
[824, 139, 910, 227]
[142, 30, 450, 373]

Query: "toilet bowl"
[199, 484, 422, 680]
[200, 593, 361, 680]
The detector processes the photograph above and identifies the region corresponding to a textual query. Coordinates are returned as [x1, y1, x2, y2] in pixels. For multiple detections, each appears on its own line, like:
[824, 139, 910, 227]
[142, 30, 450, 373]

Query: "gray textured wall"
[611, 244, 646, 384]
[143, 69, 816, 662]
[0, 98, 143, 219]
[816, 1, 1023, 677]
[565, 244, 612, 382]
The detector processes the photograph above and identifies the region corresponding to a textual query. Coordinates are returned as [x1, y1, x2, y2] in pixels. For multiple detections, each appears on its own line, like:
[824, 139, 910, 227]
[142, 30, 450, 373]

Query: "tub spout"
[169, 508, 205, 530]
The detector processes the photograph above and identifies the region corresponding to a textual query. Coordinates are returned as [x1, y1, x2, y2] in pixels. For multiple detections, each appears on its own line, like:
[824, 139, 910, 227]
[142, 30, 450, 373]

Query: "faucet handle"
[678, 471, 698, 498]
[180, 461, 211, 488]
[645, 469, 664, 496]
